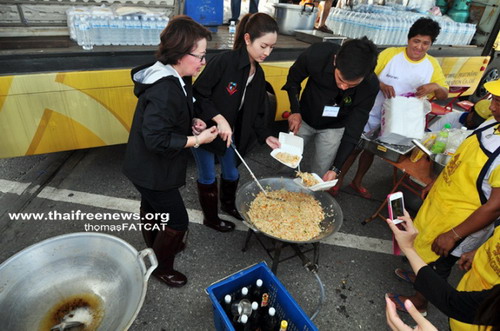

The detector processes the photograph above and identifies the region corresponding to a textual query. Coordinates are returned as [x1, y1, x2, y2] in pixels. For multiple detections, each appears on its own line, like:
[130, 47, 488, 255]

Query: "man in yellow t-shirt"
[332, 17, 449, 198]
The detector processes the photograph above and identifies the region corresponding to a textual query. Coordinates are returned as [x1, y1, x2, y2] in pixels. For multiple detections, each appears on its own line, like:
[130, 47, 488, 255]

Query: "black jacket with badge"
[282, 42, 380, 169]
[193, 46, 273, 157]
[123, 62, 194, 191]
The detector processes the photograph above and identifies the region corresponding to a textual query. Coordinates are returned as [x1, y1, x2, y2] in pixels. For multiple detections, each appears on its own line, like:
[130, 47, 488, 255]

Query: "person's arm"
[281, 45, 312, 133]
[414, 267, 495, 323]
[417, 56, 449, 100]
[185, 126, 218, 148]
[142, 83, 190, 153]
[386, 215, 496, 324]
[431, 187, 500, 257]
[416, 83, 448, 100]
[282, 46, 312, 115]
[193, 54, 233, 145]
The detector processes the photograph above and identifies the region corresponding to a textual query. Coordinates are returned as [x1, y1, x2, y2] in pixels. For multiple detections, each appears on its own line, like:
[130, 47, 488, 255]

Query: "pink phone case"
[387, 193, 403, 255]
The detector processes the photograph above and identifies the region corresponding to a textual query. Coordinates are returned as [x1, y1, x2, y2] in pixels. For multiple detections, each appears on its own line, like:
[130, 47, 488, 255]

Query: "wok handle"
[138, 248, 158, 281]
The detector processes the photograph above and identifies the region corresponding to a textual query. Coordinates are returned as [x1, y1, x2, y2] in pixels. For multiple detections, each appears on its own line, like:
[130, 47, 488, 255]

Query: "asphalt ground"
[0, 128, 463, 330]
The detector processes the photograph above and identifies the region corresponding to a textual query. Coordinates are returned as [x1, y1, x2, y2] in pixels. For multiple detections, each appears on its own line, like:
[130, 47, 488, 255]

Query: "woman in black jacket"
[192, 13, 280, 231]
[123, 16, 218, 287]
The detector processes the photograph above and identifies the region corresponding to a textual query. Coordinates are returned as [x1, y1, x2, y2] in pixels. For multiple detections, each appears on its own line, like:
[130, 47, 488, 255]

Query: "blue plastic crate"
[184, 0, 223, 27]
[206, 262, 318, 331]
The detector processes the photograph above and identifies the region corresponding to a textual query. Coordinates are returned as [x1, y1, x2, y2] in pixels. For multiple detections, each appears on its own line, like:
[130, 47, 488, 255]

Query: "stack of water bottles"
[326, 4, 476, 46]
[67, 6, 169, 49]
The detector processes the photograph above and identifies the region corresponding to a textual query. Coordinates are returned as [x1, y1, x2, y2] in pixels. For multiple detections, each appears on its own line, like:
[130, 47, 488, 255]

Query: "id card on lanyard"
[322, 105, 340, 117]
[322, 92, 344, 118]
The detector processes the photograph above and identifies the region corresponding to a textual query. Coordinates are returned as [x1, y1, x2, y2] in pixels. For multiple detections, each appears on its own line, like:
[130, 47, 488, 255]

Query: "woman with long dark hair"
[192, 13, 280, 232]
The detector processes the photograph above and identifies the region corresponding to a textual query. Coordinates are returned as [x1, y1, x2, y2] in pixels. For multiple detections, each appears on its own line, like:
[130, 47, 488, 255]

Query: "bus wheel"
[472, 67, 499, 102]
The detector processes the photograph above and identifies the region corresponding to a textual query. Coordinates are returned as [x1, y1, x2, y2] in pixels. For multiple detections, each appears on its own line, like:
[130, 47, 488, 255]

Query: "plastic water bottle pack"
[327, 5, 476, 46]
[67, 5, 169, 49]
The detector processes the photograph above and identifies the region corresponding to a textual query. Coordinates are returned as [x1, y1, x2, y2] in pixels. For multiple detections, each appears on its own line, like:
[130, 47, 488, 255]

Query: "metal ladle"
[230, 143, 284, 201]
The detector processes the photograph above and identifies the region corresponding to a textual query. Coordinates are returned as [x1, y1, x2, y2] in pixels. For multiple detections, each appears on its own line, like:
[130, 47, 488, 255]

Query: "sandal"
[314, 25, 333, 34]
[395, 268, 416, 284]
[386, 293, 427, 317]
[349, 183, 372, 199]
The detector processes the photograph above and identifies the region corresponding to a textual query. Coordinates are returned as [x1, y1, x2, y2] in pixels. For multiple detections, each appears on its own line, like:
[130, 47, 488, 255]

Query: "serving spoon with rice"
[231, 143, 285, 202]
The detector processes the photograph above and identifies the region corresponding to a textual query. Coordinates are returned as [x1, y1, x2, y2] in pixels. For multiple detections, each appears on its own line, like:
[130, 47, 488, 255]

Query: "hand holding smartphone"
[387, 192, 405, 225]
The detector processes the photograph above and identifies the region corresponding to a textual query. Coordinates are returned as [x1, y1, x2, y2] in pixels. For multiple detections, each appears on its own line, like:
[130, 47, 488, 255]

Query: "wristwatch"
[331, 165, 341, 175]
[193, 135, 200, 149]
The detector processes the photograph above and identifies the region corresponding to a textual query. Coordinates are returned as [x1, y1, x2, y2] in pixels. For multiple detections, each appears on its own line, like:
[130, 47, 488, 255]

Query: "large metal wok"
[235, 177, 343, 244]
[0, 232, 157, 330]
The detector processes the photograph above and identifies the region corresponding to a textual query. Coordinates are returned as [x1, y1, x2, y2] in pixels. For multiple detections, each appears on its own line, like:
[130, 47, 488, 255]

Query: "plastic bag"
[379, 96, 429, 146]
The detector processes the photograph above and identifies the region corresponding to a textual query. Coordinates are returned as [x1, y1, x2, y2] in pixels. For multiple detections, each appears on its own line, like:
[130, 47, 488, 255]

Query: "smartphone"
[387, 192, 405, 225]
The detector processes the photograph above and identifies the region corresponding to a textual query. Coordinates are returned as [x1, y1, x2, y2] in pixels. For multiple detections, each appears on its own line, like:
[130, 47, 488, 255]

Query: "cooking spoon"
[230, 143, 284, 202]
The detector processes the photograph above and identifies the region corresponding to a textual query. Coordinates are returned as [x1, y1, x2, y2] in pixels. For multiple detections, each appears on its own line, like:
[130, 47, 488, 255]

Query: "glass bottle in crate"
[231, 287, 252, 324]
[248, 301, 260, 329]
[236, 314, 251, 331]
[251, 278, 264, 302]
[222, 294, 232, 320]
[261, 307, 278, 331]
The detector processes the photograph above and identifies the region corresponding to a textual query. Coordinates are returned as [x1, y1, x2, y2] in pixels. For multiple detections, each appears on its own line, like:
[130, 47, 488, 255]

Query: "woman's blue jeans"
[192, 147, 239, 184]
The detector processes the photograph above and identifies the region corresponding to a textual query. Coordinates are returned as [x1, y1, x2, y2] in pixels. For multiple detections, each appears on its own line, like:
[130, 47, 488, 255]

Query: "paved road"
[0, 140, 462, 330]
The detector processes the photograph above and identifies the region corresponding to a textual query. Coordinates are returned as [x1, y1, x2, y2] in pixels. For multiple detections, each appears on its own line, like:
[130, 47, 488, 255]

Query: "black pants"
[134, 184, 189, 231]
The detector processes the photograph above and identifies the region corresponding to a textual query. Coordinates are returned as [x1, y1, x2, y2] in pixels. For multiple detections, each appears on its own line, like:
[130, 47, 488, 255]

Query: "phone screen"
[391, 197, 404, 220]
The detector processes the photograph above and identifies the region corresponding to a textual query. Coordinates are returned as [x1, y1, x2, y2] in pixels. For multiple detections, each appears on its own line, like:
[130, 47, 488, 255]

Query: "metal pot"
[411, 139, 447, 176]
[0, 232, 157, 330]
[235, 177, 343, 244]
[273, 3, 318, 36]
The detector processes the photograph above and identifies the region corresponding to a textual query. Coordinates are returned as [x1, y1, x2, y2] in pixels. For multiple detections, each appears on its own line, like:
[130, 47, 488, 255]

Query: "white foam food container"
[270, 132, 304, 168]
[293, 173, 339, 191]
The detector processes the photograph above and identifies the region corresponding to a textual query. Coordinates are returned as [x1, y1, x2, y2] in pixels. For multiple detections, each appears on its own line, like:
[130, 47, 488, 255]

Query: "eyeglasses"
[188, 53, 206, 62]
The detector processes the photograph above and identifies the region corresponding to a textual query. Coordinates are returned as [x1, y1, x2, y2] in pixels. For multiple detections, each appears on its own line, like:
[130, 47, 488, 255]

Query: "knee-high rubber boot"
[197, 181, 235, 232]
[152, 226, 187, 287]
[140, 208, 186, 252]
[140, 207, 157, 248]
[220, 177, 243, 220]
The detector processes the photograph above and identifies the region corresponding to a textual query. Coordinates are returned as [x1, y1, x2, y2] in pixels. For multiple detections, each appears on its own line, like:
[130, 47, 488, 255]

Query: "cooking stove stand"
[241, 229, 320, 274]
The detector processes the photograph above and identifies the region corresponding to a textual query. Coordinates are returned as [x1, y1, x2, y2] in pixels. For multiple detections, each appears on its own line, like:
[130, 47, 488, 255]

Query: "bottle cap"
[269, 307, 276, 316]
[281, 320, 288, 328]
[242, 287, 248, 295]
[241, 314, 248, 324]
[256, 279, 263, 287]
[444, 123, 452, 129]
[224, 294, 231, 304]
[252, 302, 258, 310]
